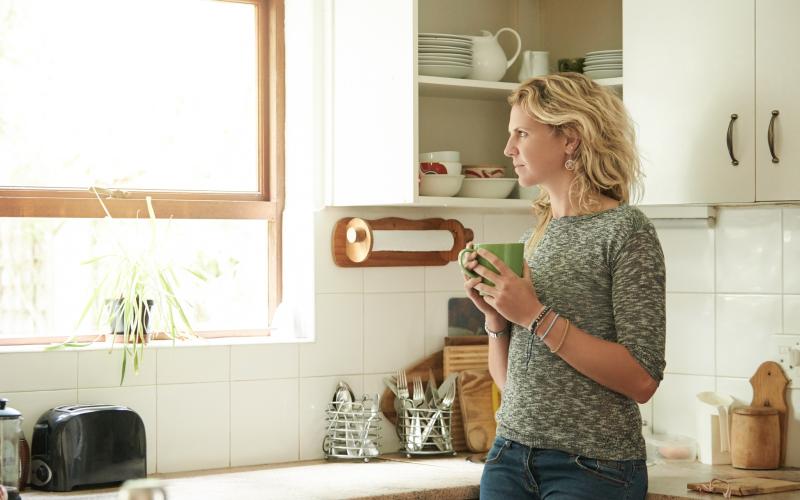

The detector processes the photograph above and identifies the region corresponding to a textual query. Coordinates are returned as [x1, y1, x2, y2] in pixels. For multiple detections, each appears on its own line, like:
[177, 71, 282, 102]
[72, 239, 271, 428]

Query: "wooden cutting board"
[687, 477, 800, 496]
[748, 361, 789, 466]
[458, 369, 496, 453]
[444, 344, 489, 452]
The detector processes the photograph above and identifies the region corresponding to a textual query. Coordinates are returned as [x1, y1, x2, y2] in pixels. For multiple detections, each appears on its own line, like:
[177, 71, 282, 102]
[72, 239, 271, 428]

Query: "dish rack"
[396, 406, 455, 457]
[322, 400, 382, 462]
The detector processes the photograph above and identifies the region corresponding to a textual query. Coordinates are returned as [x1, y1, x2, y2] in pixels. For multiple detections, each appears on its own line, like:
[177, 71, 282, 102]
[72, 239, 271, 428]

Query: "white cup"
[518, 51, 549, 82]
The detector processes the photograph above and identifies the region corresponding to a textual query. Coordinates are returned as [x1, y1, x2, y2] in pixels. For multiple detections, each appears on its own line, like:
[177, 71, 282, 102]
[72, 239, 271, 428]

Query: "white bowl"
[419, 174, 464, 197]
[457, 178, 516, 199]
[419, 161, 462, 175]
[419, 150, 460, 162]
[463, 164, 505, 178]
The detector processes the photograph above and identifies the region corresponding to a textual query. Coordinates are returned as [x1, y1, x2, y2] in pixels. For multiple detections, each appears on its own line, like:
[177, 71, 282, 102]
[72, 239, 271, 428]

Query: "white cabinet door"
[624, 0, 755, 204]
[756, 0, 800, 201]
[329, 0, 416, 206]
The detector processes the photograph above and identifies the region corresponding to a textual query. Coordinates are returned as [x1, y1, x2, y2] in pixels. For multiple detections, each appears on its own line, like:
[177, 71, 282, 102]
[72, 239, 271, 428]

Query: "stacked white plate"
[583, 49, 622, 80]
[418, 32, 472, 79]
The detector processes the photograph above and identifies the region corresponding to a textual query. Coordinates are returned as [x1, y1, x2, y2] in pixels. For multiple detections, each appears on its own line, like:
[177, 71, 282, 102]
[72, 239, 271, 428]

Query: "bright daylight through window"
[0, 0, 275, 340]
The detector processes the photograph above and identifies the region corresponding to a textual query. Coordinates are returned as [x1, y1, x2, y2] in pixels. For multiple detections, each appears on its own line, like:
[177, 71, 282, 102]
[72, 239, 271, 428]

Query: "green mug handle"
[458, 247, 479, 279]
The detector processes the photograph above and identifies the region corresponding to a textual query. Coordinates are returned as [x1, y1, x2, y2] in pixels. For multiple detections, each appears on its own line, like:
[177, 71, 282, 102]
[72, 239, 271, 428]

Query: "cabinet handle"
[768, 110, 780, 164]
[726, 114, 739, 166]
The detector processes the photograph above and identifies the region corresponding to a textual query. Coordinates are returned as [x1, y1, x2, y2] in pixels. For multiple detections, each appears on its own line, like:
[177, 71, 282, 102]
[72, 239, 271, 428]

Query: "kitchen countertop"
[19, 455, 800, 499]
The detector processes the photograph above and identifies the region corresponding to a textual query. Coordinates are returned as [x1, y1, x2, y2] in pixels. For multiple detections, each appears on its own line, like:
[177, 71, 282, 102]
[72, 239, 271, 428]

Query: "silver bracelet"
[484, 322, 508, 338]
[538, 312, 560, 342]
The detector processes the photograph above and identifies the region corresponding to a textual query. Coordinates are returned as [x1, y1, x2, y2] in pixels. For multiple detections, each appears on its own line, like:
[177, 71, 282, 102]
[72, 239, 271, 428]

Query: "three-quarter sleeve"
[611, 225, 667, 381]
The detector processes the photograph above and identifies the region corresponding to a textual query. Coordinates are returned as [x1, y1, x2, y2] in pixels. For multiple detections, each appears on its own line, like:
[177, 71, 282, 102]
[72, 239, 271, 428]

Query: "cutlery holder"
[323, 401, 382, 462]
[396, 407, 456, 457]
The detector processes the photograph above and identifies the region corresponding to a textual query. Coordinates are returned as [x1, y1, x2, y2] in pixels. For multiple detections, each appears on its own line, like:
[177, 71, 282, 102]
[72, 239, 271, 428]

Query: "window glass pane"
[0, 0, 258, 192]
[0, 217, 269, 338]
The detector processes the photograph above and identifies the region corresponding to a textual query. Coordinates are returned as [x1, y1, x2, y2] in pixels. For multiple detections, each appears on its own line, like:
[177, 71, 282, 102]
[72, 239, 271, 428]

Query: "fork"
[412, 376, 425, 408]
[420, 382, 456, 447]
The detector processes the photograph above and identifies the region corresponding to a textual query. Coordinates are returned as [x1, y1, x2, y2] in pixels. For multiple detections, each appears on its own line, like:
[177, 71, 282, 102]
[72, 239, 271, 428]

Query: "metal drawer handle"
[727, 114, 739, 166]
[768, 110, 780, 164]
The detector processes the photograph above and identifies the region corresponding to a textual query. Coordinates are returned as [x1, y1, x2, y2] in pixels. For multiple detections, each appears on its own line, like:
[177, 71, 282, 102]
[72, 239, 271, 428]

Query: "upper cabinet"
[625, 0, 800, 205]
[327, 0, 622, 208]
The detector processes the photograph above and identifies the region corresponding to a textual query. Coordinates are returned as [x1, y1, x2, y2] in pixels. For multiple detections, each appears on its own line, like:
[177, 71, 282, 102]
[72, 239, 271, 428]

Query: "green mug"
[458, 243, 524, 291]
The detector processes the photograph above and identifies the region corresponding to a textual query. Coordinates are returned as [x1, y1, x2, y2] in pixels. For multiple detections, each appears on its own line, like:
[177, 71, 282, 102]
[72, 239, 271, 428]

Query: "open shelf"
[418, 75, 623, 100]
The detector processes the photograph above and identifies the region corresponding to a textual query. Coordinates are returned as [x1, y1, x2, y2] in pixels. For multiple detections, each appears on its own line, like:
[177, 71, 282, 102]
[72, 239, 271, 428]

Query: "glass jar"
[0, 398, 21, 500]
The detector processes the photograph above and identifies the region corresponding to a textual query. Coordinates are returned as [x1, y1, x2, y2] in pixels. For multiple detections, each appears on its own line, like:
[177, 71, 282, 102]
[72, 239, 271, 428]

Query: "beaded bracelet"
[527, 305, 551, 335]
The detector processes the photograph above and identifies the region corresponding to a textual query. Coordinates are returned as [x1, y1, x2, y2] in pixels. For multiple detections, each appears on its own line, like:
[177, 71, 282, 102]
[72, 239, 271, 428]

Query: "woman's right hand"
[462, 243, 507, 328]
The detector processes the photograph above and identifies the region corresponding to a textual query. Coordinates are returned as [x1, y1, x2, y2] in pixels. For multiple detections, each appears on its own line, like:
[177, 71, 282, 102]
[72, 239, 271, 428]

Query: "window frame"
[0, 0, 285, 344]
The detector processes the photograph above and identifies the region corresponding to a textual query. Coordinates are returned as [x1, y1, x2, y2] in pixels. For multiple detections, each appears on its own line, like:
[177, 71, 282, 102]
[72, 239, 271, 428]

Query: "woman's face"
[504, 104, 572, 188]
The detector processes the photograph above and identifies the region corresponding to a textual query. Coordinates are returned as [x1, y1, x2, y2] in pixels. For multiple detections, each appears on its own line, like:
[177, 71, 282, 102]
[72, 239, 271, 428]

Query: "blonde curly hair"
[508, 73, 642, 252]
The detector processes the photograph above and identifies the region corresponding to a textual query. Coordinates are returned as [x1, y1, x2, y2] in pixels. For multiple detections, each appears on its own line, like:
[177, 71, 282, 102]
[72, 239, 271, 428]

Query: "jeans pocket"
[573, 455, 628, 487]
[484, 438, 511, 465]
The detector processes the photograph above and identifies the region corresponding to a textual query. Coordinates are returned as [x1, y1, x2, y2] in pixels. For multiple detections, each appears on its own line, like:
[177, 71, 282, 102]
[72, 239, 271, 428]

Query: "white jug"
[695, 391, 734, 465]
[468, 28, 521, 82]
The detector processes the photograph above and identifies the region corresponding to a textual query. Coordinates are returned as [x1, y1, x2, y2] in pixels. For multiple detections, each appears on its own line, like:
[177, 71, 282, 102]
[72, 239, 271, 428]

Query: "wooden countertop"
[20, 455, 800, 499]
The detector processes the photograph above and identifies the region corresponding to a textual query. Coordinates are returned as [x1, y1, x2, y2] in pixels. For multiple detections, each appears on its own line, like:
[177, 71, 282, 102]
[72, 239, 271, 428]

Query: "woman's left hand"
[468, 248, 542, 327]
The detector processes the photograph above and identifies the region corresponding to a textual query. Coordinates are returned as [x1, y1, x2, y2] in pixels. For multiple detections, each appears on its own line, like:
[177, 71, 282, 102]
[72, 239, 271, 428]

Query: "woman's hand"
[467, 248, 542, 327]
[461, 244, 506, 327]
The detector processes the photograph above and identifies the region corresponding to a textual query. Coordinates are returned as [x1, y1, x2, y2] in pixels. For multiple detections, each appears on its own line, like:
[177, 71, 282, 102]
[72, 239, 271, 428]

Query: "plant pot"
[108, 298, 154, 340]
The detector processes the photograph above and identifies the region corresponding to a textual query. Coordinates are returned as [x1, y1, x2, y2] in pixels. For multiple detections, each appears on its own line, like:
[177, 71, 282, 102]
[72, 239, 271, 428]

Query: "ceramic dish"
[419, 46, 472, 55]
[419, 174, 464, 197]
[456, 178, 516, 198]
[419, 64, 471, 78]
[418, 32, 472, 41]
[584, 69, 622, 79]
[417, 39, 472, 49]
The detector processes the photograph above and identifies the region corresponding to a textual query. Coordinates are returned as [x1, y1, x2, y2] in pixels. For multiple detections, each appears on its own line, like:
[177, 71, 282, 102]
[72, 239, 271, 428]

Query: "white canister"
[695, 391, 734, 465]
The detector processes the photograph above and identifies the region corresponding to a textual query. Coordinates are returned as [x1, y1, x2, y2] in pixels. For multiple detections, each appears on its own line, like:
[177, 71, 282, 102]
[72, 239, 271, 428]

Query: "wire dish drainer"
[396, 406, 455, 457]
[322, 400, 382, 462]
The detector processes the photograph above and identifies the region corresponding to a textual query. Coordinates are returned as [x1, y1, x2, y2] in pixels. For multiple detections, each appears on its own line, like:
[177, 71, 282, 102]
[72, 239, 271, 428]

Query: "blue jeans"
[480, 437, 648, 499]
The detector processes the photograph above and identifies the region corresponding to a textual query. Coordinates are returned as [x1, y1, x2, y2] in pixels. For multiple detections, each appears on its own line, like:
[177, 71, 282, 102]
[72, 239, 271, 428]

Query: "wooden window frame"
[0, 0, 285, 344]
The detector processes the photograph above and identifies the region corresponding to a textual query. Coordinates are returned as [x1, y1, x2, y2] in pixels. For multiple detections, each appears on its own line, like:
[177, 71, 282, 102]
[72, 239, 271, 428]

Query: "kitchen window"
[0, 0, 285, 343]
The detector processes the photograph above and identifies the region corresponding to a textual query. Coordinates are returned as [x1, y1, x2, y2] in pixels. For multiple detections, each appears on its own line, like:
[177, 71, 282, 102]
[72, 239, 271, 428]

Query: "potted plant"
[54, 188, 205, 384]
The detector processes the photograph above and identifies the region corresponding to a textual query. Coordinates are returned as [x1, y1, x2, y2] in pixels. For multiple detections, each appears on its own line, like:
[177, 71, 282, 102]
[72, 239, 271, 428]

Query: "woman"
[462, 73, 666, 499]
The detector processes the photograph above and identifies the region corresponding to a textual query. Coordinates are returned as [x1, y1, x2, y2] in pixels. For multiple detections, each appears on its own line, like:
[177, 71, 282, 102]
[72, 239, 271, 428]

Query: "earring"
[564, 159, 576, 170]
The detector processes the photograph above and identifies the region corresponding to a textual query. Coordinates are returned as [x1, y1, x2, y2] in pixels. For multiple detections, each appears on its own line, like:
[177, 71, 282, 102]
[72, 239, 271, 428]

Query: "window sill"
[0, 332, 313, 354]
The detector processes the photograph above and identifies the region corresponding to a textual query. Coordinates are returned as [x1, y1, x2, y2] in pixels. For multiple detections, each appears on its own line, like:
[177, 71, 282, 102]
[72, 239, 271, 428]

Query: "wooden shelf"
[418, 75, 623, 100]
[410, 196, 534, 209]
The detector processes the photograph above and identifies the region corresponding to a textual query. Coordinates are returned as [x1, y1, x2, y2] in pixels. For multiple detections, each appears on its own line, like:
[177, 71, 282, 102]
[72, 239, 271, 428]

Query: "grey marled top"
[496, 204, 666, 461]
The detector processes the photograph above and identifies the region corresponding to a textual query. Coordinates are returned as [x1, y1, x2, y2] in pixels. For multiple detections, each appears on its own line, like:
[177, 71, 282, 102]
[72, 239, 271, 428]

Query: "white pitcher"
[468, 28, 521, 82]
[695, 391, 734, 465]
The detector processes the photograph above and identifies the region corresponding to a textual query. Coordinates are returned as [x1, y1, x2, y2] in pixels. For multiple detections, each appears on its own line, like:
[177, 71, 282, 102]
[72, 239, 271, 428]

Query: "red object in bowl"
[420, 162, 448, 175]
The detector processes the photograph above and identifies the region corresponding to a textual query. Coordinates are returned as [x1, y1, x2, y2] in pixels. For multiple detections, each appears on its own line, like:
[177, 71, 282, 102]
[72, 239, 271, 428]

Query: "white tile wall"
[299, 293, 362, 377]
[784, 208, 800, 293]
[4, 205, 800, 474]
[230, 378, 299, 466]
[156, 382, 230, 473]
[655, 223, 714, 293]
[78, 349, 156, 388]
[363, 293, 425, 373]
[716, 294, 781, 378]
[664, 293, 714, 375]
[716, 208, 782, 293]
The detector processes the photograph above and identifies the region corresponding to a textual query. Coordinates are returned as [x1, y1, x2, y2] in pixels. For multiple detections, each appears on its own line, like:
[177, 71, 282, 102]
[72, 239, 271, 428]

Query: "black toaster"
[29, 404, 146, 491]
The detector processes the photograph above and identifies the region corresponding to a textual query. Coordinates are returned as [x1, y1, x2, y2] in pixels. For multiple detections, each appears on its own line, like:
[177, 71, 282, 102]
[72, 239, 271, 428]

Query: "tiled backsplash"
[1, 205, 799, 473]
